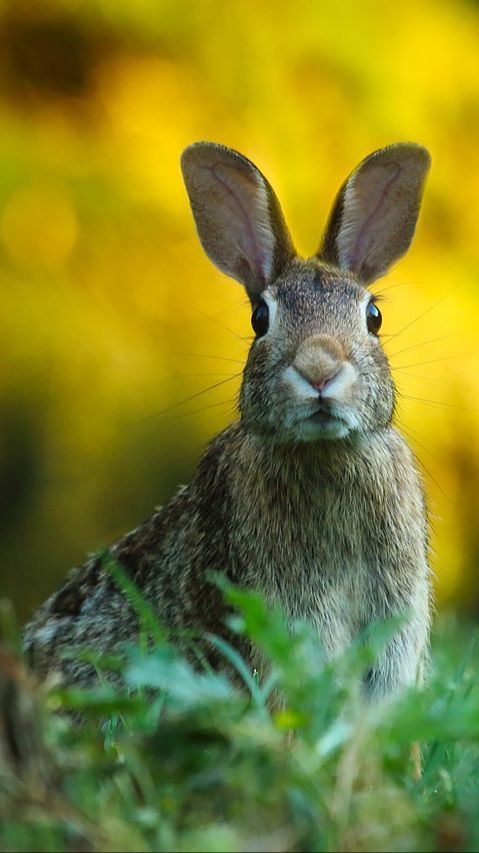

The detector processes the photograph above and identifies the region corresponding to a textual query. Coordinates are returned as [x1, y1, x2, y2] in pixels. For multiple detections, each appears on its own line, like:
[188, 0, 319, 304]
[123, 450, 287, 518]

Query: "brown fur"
[23, 143, 432, 699]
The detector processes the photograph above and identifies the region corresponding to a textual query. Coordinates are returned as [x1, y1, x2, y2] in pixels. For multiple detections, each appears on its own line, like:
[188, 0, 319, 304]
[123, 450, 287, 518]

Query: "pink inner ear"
[343, 161, 402, 274]
[207, 161, 274, 284]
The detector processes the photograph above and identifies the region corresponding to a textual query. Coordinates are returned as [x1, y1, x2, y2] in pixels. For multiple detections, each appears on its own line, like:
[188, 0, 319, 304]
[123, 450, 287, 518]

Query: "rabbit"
[23, 141, 432, 700]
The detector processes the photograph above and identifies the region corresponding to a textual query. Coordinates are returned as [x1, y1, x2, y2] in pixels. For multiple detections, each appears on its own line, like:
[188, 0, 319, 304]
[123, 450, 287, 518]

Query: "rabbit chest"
[226, 430, 428, 660]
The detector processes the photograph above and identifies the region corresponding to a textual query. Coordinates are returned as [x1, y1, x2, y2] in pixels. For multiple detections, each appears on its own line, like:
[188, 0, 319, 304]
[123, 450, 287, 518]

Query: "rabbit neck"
[232, 423, 393, 484]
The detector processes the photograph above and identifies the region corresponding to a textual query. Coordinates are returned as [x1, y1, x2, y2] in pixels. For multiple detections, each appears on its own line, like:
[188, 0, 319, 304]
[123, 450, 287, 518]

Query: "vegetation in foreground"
[1, 570, 479, 853]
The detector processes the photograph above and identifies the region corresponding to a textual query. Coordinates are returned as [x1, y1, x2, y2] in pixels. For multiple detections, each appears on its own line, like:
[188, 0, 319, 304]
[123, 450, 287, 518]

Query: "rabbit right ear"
[181, 143, 295, 298]
[318, 143, 431, 284]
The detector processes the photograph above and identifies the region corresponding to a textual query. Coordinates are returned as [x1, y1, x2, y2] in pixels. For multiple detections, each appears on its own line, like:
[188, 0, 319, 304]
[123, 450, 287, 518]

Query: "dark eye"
[251, 299, 269, 337]
[366, 301, 382, 335]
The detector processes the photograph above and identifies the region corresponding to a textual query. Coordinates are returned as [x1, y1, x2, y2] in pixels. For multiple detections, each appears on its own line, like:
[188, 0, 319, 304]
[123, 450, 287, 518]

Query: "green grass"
[1, 576, 479, 852]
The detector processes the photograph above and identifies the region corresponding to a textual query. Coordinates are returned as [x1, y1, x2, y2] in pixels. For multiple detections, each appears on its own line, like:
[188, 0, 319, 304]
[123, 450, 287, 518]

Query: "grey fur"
[23, 143, 432, 699]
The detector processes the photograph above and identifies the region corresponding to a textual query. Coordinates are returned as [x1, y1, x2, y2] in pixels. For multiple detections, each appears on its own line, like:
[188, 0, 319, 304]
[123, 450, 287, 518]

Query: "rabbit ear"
[181, 142, 295, 297]
[318, 144, 431, 284]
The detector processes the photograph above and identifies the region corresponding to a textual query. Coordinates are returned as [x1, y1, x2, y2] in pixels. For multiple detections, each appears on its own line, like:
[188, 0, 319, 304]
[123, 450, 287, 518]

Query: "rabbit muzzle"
[292, 335, 357, 403]
[281, 334, 360, 441]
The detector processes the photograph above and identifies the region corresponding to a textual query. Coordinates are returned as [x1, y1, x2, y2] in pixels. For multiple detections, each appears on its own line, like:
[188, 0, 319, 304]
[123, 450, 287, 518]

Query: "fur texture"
[23, 143, 432, 699]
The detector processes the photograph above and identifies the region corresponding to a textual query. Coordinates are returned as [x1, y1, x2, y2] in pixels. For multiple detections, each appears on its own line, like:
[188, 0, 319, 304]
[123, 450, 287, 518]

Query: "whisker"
[160, 398, 237, 425]
[392, 353, 465, 370]
[398, 393, 478, 412]
[372, 279, 415, 296]
[171, 296, 249, 344]
[396, 418, 442, 462]
[198, 400, 239, 428]
[133, 373, 242, 423]
[361, 403, 450, 502]
[396, 423, 451, 501]
[163, 351, 245, 366]
[178, 371, 242, 378]
[384, 289, 456, 346]
[387, 333, 458, 360]
[394, 372, 444, 382]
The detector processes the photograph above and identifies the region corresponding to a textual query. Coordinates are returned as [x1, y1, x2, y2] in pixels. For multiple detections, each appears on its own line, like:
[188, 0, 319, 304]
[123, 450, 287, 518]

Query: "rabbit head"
[181, 142, 430, 443]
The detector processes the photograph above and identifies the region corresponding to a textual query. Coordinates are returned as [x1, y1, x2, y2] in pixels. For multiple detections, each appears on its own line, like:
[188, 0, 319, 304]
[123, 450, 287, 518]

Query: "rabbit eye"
[251, 300, 269, 337]
[366, 301, 382, 335]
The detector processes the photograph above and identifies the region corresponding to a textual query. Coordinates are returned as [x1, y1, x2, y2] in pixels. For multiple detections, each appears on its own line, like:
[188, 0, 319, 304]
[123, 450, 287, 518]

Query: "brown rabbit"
[23, 142, 432, 699]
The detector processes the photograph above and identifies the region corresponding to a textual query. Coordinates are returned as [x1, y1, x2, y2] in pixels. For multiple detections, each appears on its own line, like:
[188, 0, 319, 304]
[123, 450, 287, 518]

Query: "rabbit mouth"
[302, 404, 352, 438]
[308, 408, 334, 425]
[307, 404, 343, 426]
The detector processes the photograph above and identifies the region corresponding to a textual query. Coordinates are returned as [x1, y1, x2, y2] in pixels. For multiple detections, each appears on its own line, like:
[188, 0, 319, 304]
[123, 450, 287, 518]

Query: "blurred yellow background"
[1, 0, 479, 620]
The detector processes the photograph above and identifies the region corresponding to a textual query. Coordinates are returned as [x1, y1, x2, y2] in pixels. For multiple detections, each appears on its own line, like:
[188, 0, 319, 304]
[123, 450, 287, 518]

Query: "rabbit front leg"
[361, 609, 429, 701]
[362, 612, 429, 782]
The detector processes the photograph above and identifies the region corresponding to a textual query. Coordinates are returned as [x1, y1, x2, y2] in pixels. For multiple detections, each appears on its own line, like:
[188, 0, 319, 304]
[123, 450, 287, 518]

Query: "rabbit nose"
[310, 374, 338, 393]
[293, 335, 345, 392]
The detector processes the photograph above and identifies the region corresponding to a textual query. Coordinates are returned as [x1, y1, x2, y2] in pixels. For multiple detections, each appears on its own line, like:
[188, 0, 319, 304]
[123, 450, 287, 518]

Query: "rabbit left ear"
[181, 142, 295, 299]
[318, 143, 431, 284]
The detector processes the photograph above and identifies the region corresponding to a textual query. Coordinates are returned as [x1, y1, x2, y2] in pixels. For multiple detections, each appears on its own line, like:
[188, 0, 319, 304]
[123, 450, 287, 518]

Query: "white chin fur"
[291, 418, 353, 442]
[278, 363, 361, 441]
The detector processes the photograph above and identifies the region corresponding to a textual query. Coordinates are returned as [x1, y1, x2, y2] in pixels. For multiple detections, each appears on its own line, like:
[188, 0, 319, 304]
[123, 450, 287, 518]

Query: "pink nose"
[293, 335, 345, 394]
[311, 373, 337, 393]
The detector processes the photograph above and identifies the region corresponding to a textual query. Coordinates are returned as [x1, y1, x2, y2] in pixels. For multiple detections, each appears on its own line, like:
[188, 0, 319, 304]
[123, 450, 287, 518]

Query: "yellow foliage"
[0, 0, 478, 617]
